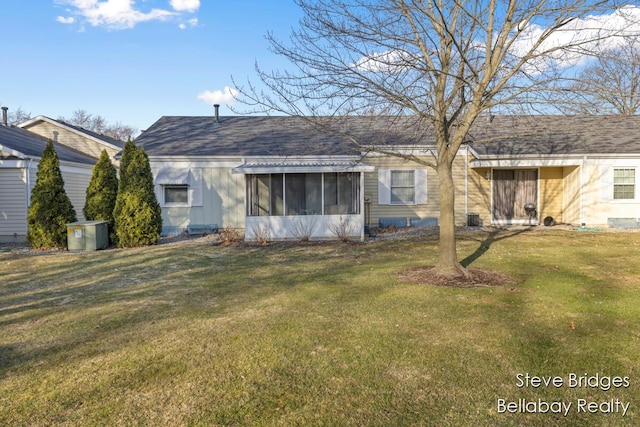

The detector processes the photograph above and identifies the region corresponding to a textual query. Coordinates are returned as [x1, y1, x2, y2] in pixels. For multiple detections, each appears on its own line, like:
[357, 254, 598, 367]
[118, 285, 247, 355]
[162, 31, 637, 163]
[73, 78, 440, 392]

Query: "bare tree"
[59, 109, 137, 141]
[6, 107, 32, 125]
[563, 37, 640, 115]
[235, 0, 632, 278]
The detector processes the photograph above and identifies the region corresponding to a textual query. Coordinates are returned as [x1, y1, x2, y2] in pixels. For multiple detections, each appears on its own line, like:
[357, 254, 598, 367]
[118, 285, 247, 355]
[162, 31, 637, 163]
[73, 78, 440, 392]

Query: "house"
[0, 121, 96, 243]
[467, 115, 640, 228]
[19, 115, 124, 164]
[1, 109, 125, 243]
[136, 113, 640, 241]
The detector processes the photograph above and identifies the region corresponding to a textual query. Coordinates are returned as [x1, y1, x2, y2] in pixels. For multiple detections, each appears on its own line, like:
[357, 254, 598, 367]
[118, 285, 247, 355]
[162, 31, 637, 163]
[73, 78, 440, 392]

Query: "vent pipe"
[214, 104, 220, 123]
[1, 106, 7, 126]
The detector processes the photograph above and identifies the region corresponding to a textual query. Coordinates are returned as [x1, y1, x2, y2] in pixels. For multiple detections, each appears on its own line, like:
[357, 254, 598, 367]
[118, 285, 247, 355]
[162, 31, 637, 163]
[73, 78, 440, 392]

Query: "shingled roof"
[468, 115, 640, 156]
[136, 114, 640, 158]
[0, 125, 96, 165]
[136, 115, 435, 157]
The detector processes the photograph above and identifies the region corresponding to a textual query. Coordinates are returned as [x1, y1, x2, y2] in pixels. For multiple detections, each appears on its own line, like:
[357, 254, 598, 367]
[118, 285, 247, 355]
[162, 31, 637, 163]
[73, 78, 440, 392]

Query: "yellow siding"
[467, 166, 491, 226]
[539, 167, 563, 223]
[364, 155, 468, 227]
[469, 166, 570, 225]
[23, 121, 120, 162]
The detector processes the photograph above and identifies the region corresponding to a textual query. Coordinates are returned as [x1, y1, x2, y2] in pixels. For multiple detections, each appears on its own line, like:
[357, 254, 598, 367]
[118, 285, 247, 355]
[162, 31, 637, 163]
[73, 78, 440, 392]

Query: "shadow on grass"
[460, 227, 532, 268]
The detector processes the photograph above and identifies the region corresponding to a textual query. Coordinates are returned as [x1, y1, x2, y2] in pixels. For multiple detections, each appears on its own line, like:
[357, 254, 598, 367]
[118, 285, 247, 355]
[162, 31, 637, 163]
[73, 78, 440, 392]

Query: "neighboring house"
[19, 115, 125, 165]
[0, 123, 97, 243]
[136, 113, 640, 241]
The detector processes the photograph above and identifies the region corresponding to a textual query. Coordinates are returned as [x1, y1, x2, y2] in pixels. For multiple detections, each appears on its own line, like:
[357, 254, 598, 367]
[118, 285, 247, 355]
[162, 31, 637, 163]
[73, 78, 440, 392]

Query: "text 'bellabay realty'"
[498, 373, 631, 417]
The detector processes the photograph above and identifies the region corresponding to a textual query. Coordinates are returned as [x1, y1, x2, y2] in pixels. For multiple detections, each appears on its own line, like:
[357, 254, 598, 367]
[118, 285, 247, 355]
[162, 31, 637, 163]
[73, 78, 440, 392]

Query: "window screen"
[391, 170, 415, 204]
[614, 169, 635, 200]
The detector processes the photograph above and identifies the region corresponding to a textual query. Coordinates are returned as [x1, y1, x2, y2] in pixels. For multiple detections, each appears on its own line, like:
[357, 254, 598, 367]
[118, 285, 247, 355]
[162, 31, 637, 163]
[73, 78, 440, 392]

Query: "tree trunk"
[434, 160, 467, 277]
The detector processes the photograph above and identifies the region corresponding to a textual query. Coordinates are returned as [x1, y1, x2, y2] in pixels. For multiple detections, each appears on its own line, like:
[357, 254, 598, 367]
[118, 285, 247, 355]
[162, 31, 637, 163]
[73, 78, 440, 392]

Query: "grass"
[1, 229, 639, 426]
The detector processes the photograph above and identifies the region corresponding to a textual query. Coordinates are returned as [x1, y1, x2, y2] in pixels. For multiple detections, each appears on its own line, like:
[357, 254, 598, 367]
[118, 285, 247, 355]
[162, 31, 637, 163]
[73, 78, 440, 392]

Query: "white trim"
[150, 159, 244, 168]
[232, 157, 374, 175]
[245, 214, 364, 241]
[363, 145, 470, 158]
[472, 158, 583, 168]
[378, 169, 391, 205]
[0, 159, 31, 168]
[464, 146, 469, 215]
[611, 166, 638, 202]
[148, 155, 363, 166]
[154, 168, 190, 185]
[0, 144, 26, 159]
[415, 169, 428, 204]
[360, 172, 365, 241]
[233, 163, 374, 174]
[162, 184, 190, 207]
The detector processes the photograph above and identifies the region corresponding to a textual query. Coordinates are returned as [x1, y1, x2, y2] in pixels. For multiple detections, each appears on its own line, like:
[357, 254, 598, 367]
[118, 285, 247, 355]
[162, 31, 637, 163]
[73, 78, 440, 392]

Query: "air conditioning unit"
[67, 221, 109, 251]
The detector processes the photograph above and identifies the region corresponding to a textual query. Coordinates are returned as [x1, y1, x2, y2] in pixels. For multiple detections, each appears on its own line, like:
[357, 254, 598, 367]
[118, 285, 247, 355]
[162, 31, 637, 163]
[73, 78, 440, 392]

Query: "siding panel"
[0, 169, 28, 238]
[364, 155, 468, 227]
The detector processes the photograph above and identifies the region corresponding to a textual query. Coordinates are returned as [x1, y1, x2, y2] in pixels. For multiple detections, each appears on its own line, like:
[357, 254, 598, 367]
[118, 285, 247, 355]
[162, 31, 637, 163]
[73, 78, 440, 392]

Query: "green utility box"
[67, 221, 109, 251]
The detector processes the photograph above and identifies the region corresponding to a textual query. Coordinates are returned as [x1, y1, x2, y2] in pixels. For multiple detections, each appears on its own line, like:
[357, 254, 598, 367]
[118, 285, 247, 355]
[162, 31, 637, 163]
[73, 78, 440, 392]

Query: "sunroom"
[232, 160, 374, 241]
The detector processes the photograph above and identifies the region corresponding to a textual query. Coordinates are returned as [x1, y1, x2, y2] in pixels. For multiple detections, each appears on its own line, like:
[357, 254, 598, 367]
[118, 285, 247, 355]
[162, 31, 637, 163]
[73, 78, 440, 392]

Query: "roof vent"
[1, 106, 7, 126]
[214, 104, 220, 123]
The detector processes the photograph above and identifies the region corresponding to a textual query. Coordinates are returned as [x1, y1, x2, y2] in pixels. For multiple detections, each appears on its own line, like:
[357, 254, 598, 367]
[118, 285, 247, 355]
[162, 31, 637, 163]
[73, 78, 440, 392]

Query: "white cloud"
[56, 0, 199, 30]
[353, 49, 414, 74]
[508, 5, 640, 70]
[197, 87, 238, 105]
[179, 17, 198, 30]
[56, 16, 76, 24]
[170, 0, 200, 13]
[354, 5, 640, 74]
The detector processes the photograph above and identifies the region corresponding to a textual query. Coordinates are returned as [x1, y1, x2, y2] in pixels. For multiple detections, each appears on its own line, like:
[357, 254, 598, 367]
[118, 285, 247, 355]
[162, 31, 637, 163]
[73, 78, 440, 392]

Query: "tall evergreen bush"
[113, 143, 162, 247]
[83, 150, 118, 243]
[27, 140, 77, 249]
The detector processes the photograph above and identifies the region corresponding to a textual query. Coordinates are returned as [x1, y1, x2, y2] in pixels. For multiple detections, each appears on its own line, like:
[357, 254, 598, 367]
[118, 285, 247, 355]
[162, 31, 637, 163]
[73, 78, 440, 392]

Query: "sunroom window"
[324, 172, 359, 214]
[246, 172, 360, 216]
[286, 173, 322, 215]
[247, 174, 283, 216]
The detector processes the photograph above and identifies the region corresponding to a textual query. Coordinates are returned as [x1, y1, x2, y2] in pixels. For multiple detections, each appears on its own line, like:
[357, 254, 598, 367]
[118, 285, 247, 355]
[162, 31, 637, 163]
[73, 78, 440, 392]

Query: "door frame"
[490, 168, 540, 225]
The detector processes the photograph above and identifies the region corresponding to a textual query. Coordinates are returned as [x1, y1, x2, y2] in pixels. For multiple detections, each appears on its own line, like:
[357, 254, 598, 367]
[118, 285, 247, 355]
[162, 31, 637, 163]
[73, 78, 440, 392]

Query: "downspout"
[464, 146, 469, 217]
[360, 171, 365, 242]
[580, 156, 586, 225]
[26, 158, 33, 205]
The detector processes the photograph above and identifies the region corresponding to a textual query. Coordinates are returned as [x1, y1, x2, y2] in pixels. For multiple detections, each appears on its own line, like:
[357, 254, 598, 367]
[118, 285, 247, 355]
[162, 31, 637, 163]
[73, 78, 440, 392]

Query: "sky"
[1, 1, 639, 134]
[0, 1, 302, 132]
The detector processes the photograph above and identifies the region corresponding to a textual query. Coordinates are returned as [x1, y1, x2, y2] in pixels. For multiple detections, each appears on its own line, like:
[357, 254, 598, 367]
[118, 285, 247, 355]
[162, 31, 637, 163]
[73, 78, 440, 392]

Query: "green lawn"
[1, 229, 639, 426]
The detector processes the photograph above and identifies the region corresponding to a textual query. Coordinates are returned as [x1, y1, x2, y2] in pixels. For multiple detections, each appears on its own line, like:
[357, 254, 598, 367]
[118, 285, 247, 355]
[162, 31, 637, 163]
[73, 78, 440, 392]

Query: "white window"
[154, 167, 203, 207]
[613, 168, 636, 200]
[164, 185, 189, 205]
[391, 170, 415, 204]
[378, 169, 428, 205]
